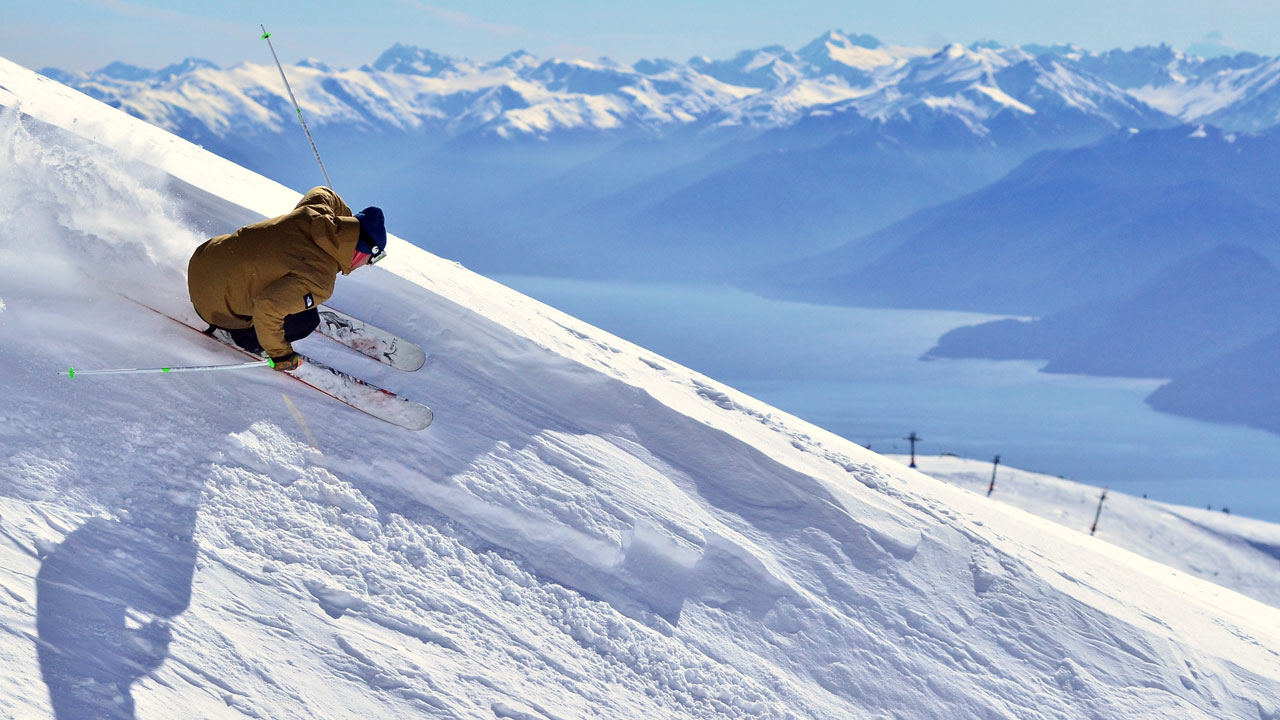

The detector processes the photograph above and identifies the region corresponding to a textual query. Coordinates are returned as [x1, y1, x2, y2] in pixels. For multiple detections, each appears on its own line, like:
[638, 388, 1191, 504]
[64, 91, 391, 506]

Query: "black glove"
[270, 353, 303, 372]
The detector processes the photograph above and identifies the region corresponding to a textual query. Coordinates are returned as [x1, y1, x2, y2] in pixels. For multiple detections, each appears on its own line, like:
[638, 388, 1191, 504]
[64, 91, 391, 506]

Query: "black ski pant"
[224, 308, 320, 356]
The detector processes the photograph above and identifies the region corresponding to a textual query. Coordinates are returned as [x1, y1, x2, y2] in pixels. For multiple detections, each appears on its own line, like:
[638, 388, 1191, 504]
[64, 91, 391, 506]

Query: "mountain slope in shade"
[1147, 329, 1280, 435]
[2, 55, 1280, 719]
[926, 245, 1280, 379]
[764, 124, 1280, 315]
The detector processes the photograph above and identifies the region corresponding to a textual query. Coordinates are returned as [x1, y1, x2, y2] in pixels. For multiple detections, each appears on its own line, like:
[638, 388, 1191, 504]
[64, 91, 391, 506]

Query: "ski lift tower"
[905, 432, 921, 468]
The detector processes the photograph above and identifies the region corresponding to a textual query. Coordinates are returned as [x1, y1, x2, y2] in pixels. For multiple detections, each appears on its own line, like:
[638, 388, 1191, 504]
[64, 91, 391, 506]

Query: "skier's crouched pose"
[187, 187, 386, 372]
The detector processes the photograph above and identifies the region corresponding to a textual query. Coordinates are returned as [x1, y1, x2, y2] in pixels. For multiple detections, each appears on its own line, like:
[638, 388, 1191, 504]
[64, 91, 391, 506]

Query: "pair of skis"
[151, 303, 433, 431]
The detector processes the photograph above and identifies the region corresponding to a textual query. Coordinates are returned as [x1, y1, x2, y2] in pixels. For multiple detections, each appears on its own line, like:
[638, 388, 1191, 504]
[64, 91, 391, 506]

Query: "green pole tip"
[67, 367, 75, 379]
[162, 367, 171, 373]
[261, 31, 271, 39]
[267, 357, 276, 368]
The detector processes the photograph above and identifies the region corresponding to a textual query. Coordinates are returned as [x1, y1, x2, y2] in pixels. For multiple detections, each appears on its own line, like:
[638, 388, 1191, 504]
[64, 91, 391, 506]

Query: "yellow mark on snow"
[282, 393, 321, 451]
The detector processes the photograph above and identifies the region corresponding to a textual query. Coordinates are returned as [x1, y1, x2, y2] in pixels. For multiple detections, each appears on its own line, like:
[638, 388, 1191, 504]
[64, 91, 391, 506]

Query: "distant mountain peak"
[369, 43, 464, 77]
[296, 58, 332, 71]
[489, 49, 540, 71]
[632, 57, 680, 75]
[96, 61, 153, 82]
[805, 29, 884, 51]
[1187, 31, 1242, 60]
[795, 30, 898, 79]
[1023, 43, 1090, 60]
[155, 57, 218, 81]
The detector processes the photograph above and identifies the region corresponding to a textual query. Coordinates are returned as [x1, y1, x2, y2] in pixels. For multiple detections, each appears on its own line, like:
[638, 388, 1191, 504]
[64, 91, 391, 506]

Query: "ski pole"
[64, 359, 272, 378]
[260, 24, 334, 190]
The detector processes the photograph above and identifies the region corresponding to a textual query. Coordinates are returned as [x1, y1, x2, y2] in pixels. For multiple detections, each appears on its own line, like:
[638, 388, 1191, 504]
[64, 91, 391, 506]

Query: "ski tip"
[403, 352, 427, 373]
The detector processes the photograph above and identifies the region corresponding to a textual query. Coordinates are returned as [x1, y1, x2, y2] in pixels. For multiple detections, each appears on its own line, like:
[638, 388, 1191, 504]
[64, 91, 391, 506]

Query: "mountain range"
[40, 32, 1280, 142]
[40, 30, 1280, 279]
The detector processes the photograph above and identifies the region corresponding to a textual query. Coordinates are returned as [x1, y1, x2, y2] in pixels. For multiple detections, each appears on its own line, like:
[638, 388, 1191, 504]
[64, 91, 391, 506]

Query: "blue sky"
[2, 0, 1270, 72]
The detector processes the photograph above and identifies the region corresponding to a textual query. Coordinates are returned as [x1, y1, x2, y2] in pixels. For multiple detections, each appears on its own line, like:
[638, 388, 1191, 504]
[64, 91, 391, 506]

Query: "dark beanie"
[355, 207, 386, 255]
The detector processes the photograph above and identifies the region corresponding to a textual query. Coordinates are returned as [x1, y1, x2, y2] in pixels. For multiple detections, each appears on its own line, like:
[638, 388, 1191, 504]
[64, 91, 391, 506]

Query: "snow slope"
[890, 455, 1280, 611]
[2, 57, 1280, 719]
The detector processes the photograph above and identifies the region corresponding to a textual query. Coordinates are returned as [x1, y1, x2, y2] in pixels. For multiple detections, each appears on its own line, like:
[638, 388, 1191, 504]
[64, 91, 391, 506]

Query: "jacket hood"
[295, 186, 363, 274]
[316, 216, 363, 274]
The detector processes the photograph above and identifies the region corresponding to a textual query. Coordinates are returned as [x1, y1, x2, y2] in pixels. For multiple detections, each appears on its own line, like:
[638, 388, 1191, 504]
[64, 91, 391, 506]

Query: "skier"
[187, 186, 386, 372]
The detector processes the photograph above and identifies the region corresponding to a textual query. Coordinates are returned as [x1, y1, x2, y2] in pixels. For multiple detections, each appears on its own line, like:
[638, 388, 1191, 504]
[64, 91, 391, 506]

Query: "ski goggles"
[353, 247, 387, 269]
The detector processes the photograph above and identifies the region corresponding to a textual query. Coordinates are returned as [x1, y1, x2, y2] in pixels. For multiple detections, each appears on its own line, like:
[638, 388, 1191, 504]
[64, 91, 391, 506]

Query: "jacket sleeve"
[252, 274, 322, 358]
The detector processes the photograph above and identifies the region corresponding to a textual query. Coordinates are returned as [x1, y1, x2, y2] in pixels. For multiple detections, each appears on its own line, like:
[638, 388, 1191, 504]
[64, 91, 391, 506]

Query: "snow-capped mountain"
[33, 30, 1209, 283]
[48, 30, 1280, 146]
[365, 43, 477, 77]
[820, 42, 1170, 146]
[41, 30, 1189, 144]
[4, 53, 1280, 719]
[1045, 44, 1280, 131]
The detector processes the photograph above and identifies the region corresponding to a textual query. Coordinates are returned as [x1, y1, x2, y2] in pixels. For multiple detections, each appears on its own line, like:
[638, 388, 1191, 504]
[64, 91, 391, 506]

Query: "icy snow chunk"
[970, 548, 1009, 594]
[33, 536, 58, 559]
[292, 473, 378, 519]
[693, 380, 735, 410]
[304, 579, 365, 619]
[364, 609, 461, 651]
[491, 703, 540, 720]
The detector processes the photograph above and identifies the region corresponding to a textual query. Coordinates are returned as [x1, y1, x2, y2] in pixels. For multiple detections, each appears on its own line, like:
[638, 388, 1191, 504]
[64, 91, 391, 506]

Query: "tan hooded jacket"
[187, 187, 362, 358]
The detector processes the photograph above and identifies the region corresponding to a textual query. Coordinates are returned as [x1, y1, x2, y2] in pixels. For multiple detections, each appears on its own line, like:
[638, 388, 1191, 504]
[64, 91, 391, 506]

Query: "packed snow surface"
[2, 56, 1280, 719]
[892, 455, 1280, 610]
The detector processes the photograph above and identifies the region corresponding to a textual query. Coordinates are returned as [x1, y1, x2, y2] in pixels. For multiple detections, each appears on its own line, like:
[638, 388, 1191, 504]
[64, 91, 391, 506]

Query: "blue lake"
[495, 276, 1280, 523]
